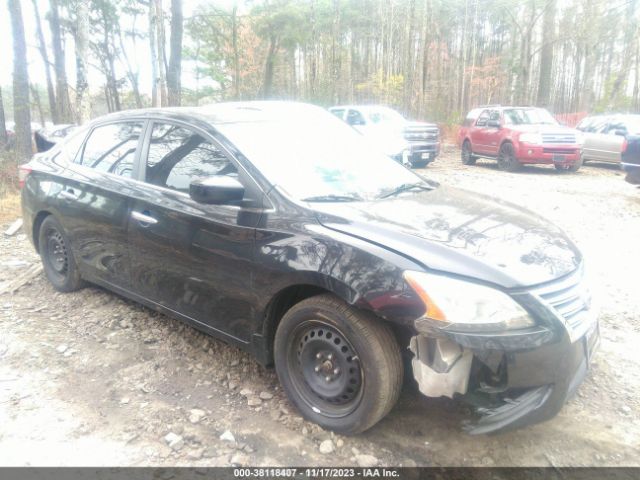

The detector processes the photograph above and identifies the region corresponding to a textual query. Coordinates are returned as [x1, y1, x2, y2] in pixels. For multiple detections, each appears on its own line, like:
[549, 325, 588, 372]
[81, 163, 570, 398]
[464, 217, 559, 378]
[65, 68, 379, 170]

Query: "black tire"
[274, 294, 403, 435]
[555, 156, 583, 173]
[38, 215, 85, 292]
[497, 142, 521, 172]
[461, 140, 477, 165]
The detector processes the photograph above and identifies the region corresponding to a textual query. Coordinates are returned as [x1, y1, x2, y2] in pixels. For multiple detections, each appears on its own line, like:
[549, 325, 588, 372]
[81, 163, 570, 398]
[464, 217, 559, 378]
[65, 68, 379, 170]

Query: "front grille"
[404, 128, 439, 143]
[542, 133, 577, 144]
[528, 266, 597, 341]
[543, 148, 579, 154]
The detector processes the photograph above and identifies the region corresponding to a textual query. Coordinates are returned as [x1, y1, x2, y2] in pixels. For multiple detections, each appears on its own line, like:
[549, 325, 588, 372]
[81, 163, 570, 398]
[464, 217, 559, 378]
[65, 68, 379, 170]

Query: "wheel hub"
[296, 325, 362, 406]
[46, 230, 68, 274]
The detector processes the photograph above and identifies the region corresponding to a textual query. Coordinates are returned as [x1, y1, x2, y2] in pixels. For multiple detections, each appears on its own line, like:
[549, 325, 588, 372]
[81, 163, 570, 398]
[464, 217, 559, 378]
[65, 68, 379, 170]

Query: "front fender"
[253, 223, 426, 329]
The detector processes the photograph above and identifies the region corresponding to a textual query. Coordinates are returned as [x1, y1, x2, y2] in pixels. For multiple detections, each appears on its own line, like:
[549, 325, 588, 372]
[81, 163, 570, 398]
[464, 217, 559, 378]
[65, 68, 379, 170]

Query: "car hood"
[313, 186, 581, 289]
[406, 121, 438, 129]
[508, 124, 578, 134]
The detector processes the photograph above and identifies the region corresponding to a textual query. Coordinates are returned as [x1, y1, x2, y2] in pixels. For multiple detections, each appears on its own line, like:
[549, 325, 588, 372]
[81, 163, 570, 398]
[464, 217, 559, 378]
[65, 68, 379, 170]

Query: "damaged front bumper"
[409, 268, 600, 434]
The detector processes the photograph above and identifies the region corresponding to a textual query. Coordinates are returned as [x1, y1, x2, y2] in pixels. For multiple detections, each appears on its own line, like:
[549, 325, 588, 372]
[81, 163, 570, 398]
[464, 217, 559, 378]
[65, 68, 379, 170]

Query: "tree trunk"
[261, 35, 278, 98]
[118, 29, 143, 108]
[8, 0, 32, 160]
[31, 85, 46, 128]
[149, 0, 160, 107]
[167, 0, 183, 106]
[536, 0, 555, 108]
[608, 0, 638, 107]
[32, 0, 57, 123]
[75, 0, 91, 123]
[49, 0, 72, 123]
[155, 0, 168, 107]
[0, 86, 7, 145]
[231, 5, 240, 100]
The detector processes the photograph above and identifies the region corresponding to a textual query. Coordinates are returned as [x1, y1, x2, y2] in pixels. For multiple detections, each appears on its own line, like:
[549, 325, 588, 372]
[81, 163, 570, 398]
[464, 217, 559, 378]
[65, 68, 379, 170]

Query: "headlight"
[575, 132, 585, 145]
[519, 133, 542, 144]
[403, 271, 535, 333]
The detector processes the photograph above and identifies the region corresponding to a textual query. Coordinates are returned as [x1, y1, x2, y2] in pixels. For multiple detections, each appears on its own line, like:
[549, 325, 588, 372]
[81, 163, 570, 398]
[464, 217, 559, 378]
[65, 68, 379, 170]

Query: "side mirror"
[189, 176, 244, 205]
[487, 119, 501, 128]
[614, 129, 627, 137]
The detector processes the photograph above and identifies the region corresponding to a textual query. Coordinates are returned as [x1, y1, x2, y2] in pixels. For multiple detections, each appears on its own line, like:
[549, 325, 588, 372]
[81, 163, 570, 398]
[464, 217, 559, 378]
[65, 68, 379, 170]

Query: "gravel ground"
[1, 148, 639, 467]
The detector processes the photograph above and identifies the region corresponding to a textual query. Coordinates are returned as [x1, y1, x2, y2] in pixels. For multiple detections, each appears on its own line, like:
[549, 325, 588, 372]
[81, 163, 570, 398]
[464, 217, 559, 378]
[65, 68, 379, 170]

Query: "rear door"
[600, 121, 627, 163]
[58, 120, 145, 289]
[470, 110, 491, 154]
[580, 117, 611, 162]
[483, 110, 502, 155]
[127, 119, 264, 341]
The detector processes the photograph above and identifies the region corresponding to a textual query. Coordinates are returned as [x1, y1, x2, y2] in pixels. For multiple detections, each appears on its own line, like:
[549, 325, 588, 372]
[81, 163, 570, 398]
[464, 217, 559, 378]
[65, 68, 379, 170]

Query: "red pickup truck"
[458, 106, 584, 172]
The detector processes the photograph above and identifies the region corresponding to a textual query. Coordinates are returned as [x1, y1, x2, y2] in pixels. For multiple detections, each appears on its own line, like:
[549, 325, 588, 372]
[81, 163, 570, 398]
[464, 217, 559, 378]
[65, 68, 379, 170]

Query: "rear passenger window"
[79, 122, 143, 177]
[145, 123, 237, 193]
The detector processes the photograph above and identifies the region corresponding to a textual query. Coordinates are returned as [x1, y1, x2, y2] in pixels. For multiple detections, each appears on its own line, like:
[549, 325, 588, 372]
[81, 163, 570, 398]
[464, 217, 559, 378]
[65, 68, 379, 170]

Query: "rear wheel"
[38, 216, 85, 292]
[461, 140, 477, 165]
[497, 142, 521, 172]
[274, 294, 403, 435]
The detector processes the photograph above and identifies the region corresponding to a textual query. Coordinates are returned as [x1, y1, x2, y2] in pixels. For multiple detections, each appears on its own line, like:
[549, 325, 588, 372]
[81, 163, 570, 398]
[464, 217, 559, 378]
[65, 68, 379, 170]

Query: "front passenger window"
[145, 123, 238, 193]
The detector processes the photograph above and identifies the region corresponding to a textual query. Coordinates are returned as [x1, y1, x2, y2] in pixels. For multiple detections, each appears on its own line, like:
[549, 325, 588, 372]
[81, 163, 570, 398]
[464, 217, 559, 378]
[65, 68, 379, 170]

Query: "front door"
[127, 120, 263, 341]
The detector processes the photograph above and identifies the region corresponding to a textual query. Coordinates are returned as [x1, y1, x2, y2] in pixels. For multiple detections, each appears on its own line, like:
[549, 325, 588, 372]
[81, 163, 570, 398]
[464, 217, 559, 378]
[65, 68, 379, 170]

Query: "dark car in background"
[329, 105, 440, 168]
[34, 124, 78, 153]
[458, 106, 584, 172]
[20, 102, 598, 435]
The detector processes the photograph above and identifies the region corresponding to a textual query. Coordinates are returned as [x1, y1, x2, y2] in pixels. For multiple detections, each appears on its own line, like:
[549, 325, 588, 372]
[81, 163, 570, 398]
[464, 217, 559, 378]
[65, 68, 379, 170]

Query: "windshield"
[503, 108, 558, 126]
[218, 107, 425, 202]
[365, 107, 406, 125]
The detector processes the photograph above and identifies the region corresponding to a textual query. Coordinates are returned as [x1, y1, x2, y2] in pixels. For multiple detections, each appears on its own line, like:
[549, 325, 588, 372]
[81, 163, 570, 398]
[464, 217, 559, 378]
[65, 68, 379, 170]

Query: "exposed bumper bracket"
[410, 335, 473, 398]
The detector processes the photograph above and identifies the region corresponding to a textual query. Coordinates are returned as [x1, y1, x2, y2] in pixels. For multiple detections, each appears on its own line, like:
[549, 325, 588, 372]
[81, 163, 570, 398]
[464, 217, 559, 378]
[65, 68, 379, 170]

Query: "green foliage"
[355, 70, 405, 107]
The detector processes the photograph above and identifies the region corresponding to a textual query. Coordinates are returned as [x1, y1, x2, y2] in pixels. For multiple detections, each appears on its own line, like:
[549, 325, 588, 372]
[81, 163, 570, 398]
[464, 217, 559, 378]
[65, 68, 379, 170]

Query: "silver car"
[576, 114, 640, 164]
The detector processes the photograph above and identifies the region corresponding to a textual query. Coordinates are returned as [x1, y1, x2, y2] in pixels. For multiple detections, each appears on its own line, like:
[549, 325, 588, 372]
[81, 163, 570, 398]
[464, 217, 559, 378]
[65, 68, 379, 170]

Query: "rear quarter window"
[463, 108, 484, 126]
[78, 122, 144, 177]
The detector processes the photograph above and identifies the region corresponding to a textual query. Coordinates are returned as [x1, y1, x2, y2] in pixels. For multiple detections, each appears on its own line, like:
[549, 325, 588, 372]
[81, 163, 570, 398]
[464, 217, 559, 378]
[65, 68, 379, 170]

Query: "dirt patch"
[1, 148, 639, 466]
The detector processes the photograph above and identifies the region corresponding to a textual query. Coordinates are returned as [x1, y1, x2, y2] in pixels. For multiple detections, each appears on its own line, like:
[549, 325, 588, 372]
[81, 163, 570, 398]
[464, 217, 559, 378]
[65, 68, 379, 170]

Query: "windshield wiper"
[301, 194, 363, 202]
[378, 182, 434, 199]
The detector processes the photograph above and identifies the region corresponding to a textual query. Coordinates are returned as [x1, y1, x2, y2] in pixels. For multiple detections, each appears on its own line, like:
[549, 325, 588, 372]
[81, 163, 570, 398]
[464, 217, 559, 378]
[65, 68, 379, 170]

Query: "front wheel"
[38, 215, 85, 292]
[497, 142, 521, 172]
[274, 294, 403, 435]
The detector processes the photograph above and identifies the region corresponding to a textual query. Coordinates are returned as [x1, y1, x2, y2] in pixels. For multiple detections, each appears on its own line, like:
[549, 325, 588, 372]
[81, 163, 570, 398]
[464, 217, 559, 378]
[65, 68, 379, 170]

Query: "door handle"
[60, 189, 79, 201]
[131, 210, 158, 225]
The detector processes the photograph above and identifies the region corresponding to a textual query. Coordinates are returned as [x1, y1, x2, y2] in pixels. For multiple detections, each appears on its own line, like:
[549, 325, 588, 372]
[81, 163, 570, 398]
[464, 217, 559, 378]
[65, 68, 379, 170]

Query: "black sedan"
[19, 102, 599, 434]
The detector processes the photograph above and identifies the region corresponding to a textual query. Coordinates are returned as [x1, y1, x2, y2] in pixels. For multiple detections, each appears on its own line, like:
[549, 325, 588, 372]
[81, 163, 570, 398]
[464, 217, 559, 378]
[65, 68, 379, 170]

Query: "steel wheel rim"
[287, 319, 364, 418]
[45, 227, 69, 275]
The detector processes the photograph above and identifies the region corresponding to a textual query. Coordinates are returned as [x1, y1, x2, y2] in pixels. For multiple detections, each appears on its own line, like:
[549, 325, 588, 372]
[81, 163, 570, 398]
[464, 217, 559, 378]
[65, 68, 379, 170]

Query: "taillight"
[622, 138, 628, 154]
[18, 165, 32, 189]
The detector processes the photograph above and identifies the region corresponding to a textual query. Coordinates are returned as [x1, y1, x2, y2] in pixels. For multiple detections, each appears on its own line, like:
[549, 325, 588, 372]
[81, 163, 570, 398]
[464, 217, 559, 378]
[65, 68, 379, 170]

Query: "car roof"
[93, 101, 330, 127]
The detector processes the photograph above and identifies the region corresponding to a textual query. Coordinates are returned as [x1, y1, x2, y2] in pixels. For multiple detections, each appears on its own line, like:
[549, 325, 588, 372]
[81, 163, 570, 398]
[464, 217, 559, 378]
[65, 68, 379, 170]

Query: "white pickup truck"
[329, 105, 440, 168]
